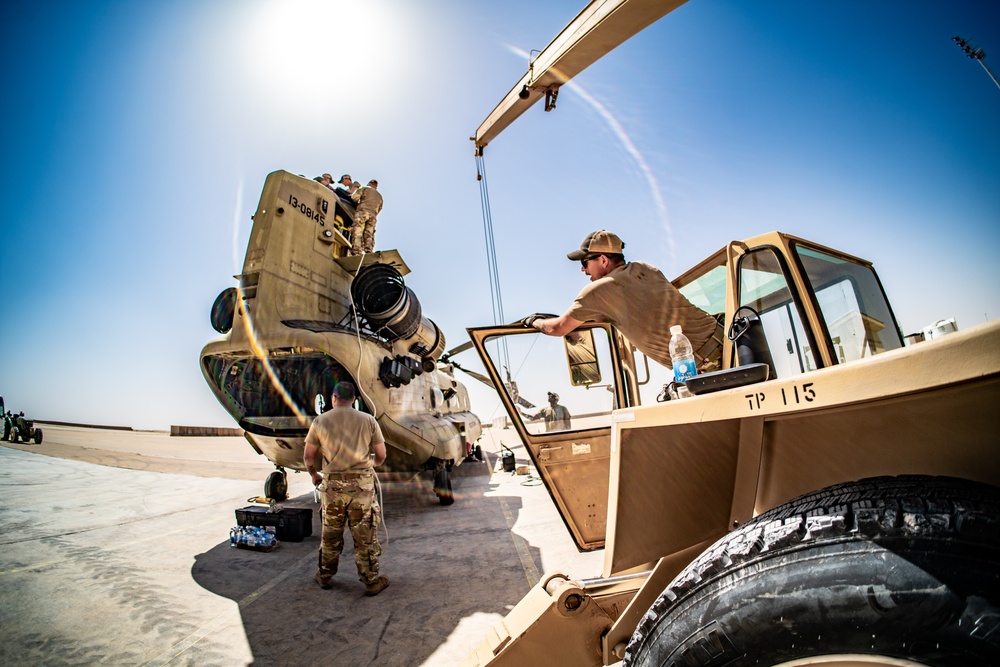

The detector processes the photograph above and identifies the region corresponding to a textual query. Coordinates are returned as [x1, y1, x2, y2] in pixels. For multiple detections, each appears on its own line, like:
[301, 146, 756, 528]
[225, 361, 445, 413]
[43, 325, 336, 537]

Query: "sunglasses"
[581, 254, 601, 268]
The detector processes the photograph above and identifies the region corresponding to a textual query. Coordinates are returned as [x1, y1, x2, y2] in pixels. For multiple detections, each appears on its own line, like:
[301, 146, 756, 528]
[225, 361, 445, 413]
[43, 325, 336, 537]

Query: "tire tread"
[624, 475, 1000, 666]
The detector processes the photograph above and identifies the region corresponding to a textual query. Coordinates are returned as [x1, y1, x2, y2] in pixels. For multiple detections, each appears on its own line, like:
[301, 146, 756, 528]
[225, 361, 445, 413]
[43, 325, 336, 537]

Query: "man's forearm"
[533, 313, 581, 337]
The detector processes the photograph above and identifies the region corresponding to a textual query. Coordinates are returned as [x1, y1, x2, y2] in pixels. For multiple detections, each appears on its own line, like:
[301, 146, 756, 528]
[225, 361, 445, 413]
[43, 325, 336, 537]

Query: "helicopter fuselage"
[199, 171, 481, 485]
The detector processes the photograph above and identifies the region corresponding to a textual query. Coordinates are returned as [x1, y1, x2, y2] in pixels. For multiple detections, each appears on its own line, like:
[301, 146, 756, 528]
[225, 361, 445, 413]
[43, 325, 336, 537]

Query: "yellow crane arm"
[473, 0, 690, 153]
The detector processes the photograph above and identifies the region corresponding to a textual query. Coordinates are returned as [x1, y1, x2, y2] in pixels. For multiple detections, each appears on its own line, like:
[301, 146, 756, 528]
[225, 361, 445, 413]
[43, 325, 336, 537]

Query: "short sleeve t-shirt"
[305, 406, 385, 473]
[531, 405, 571, 431]
[567, 261, 716, 368]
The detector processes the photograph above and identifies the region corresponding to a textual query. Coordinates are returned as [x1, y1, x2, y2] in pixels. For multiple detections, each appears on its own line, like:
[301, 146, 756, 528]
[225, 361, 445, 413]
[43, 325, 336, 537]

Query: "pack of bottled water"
[230, 525, 278, 549]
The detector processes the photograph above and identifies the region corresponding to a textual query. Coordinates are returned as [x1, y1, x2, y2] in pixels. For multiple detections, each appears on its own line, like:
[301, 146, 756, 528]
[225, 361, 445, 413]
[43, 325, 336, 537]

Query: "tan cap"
[567, 230, 625, 261]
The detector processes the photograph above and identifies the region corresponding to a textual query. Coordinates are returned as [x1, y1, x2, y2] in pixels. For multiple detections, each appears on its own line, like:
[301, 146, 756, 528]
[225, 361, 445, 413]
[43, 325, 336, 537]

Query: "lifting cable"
[476, 152, 511, 375]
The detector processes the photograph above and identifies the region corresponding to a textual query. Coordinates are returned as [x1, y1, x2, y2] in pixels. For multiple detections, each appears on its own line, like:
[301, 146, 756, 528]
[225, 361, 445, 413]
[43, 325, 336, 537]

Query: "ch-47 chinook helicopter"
[199, 170, 484, 505]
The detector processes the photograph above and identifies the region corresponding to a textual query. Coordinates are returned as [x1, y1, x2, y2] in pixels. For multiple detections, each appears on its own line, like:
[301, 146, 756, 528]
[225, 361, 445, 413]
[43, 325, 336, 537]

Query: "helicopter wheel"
[433, 467, 454, 506]
[264, 469, 288, 501]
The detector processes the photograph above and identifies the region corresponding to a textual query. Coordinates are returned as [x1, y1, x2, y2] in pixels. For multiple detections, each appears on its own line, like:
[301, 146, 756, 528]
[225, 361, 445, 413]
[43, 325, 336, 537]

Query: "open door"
[467, 324, 627, 550]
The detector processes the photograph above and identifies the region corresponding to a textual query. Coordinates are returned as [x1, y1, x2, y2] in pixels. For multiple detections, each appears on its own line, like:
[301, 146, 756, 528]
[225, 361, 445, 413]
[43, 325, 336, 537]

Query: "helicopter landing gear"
[264, 468, 288, 501]
[433, 463, 454, 506]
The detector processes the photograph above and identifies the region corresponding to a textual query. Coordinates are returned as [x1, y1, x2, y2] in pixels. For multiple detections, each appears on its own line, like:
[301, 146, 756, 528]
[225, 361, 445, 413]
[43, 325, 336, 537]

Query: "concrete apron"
[0, 426, 602, 666]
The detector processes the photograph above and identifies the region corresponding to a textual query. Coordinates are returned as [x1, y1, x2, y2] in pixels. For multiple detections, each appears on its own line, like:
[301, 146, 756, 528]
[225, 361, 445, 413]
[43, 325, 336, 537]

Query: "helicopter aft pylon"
[200, 170, 482, 505]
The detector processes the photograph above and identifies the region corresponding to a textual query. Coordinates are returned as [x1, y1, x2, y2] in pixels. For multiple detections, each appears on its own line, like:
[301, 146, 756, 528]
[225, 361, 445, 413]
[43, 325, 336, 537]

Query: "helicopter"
[199, 170, 483, 505]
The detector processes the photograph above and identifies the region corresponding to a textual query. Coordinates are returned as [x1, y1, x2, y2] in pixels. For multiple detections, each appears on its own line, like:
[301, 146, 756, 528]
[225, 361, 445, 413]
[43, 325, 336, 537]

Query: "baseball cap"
[566, 230, 625, 261]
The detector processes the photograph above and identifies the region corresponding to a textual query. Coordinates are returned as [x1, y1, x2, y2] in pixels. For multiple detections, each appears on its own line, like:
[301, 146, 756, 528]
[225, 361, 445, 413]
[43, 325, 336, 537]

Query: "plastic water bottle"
[669, 325, 696, 397]
[230, 527, 239, 547]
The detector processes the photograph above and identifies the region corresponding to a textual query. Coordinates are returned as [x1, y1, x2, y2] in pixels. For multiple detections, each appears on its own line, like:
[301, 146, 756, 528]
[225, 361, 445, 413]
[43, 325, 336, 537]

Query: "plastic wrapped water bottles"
[231, 525, 277, 549]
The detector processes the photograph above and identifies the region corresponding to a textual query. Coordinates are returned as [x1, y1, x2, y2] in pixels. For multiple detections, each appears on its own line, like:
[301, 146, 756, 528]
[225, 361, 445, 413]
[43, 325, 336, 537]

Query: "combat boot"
[316, 553, 337, 588]
[364, 575, 390, 596]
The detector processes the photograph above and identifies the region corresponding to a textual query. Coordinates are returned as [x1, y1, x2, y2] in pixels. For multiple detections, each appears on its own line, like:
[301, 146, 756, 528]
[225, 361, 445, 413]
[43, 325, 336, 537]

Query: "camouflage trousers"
[349, 211, 378, 255]
[318, 473, 383, 585]
[695, 316, 726, 374]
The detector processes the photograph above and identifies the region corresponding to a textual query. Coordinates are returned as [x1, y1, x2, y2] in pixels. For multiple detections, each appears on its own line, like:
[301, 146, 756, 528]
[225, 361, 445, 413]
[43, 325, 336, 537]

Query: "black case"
[235, 506, 314, 542]
[685, 363, 770, 395]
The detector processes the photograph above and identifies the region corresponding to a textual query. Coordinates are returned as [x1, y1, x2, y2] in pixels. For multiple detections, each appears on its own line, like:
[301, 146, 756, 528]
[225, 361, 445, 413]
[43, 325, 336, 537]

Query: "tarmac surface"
[0, 424, 603, 666]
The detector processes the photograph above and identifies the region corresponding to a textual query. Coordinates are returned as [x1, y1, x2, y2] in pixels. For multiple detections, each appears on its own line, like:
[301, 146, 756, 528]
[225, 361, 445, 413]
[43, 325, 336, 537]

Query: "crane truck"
[462, 2, 1000, 665]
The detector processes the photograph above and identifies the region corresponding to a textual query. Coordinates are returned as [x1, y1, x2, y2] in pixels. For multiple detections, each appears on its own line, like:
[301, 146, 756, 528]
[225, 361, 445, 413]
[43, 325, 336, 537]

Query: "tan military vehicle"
[462, 1, 1000, 664]
[200, 170, 481, 503]
[464, 232, 1000, 666]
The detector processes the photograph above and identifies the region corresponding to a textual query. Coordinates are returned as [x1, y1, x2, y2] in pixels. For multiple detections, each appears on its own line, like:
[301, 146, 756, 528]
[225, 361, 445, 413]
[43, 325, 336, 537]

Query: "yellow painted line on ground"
[494, 469, 540, 589]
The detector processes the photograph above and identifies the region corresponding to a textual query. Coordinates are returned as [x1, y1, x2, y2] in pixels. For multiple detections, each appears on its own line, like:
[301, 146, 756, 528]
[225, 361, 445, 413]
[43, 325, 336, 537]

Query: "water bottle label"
[674, 358, 697, 382]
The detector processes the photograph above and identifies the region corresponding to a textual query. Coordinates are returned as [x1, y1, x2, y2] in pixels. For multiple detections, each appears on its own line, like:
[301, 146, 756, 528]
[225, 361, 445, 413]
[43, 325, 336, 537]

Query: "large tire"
[625, 476, 1000, 667]
[33, 429, 43, 445]
[1, 420, 9, 441]
[264, 470, 288, 501]
[10, 426, 20, 443]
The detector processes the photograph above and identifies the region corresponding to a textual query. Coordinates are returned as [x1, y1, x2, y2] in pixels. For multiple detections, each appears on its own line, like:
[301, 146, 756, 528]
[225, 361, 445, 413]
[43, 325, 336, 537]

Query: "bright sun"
[236, 0, 411, 121]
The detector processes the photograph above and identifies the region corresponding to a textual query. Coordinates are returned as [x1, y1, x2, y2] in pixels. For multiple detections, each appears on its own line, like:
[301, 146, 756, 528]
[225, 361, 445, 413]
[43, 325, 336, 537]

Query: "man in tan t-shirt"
[519, 391, 572, 431]
[524, 230, 721, 371]
[304, 381, 390, 596]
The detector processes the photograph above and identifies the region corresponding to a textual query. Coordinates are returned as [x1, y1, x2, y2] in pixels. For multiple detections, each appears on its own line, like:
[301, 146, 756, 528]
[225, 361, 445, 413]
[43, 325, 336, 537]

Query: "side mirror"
[564, 329, 601, 386]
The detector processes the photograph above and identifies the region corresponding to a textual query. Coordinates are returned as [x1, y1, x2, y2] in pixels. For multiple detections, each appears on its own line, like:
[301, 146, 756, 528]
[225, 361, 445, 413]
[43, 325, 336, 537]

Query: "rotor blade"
[462, 369, 495, 389]
[449, 363, 495, 389]
[443, 340, 474, 359]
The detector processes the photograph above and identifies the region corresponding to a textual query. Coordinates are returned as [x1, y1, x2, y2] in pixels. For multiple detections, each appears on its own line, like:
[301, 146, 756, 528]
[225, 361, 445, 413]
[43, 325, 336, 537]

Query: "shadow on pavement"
[192, 472, 538, 666]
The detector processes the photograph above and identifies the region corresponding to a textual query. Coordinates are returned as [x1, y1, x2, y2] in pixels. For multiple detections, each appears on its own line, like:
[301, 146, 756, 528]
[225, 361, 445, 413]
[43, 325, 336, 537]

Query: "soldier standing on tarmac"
[304, 381, 390, 596]
[349, 180, 383, 255]
[519, 391, 572, 431]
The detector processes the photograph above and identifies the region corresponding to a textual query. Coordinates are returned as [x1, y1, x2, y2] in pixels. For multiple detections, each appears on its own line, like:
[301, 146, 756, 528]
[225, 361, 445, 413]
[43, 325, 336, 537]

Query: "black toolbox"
[235, 506, 313, 542]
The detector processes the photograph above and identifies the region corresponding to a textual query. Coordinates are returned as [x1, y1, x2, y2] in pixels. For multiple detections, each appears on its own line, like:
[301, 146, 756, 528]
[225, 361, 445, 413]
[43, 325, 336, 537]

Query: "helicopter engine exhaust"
[350, 263, 447, 363]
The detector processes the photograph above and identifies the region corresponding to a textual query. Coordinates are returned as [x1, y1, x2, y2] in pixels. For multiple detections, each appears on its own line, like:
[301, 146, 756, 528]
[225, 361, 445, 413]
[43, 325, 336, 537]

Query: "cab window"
[793, 244, 903, 362]
[738, 248, 816, 377]
[482, 328, 616, 435]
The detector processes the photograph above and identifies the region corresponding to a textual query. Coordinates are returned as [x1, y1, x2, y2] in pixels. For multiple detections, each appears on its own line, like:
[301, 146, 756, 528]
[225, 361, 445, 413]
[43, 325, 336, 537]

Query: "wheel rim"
[772, 655, 928, 667]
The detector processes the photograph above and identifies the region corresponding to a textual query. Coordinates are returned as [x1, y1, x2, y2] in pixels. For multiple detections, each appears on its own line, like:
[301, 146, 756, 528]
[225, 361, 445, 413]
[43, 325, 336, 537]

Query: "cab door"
[467, 323, 627, 550]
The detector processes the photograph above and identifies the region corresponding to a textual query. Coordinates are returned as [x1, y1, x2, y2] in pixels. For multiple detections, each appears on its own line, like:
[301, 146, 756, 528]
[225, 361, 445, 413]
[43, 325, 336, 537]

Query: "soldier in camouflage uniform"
[304, 381, 390, 596]
[349, 179, 383, 256]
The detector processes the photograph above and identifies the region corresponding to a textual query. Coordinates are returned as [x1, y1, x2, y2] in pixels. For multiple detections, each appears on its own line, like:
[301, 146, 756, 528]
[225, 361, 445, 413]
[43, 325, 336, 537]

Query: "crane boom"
[473, 0, 690, 153]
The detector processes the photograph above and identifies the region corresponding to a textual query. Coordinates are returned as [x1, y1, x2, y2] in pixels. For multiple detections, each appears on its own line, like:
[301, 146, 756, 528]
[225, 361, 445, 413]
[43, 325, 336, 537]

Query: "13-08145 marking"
[287, 193, 326, 225]
[745, 382, 816, 411]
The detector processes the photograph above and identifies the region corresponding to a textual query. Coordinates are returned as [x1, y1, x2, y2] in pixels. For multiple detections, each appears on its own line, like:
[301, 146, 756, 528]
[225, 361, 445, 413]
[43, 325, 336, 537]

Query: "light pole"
[952, 36, 1000, 91]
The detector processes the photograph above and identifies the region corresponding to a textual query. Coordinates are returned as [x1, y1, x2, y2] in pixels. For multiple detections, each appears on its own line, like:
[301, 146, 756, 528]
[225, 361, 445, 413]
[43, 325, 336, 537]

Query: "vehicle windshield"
[793, 243, 903, 362]
[737, 243, 903, 378]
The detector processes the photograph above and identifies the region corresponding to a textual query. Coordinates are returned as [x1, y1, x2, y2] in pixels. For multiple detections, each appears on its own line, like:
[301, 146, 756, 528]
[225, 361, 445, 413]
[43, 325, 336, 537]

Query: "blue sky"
[2, 0, 998, 430]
